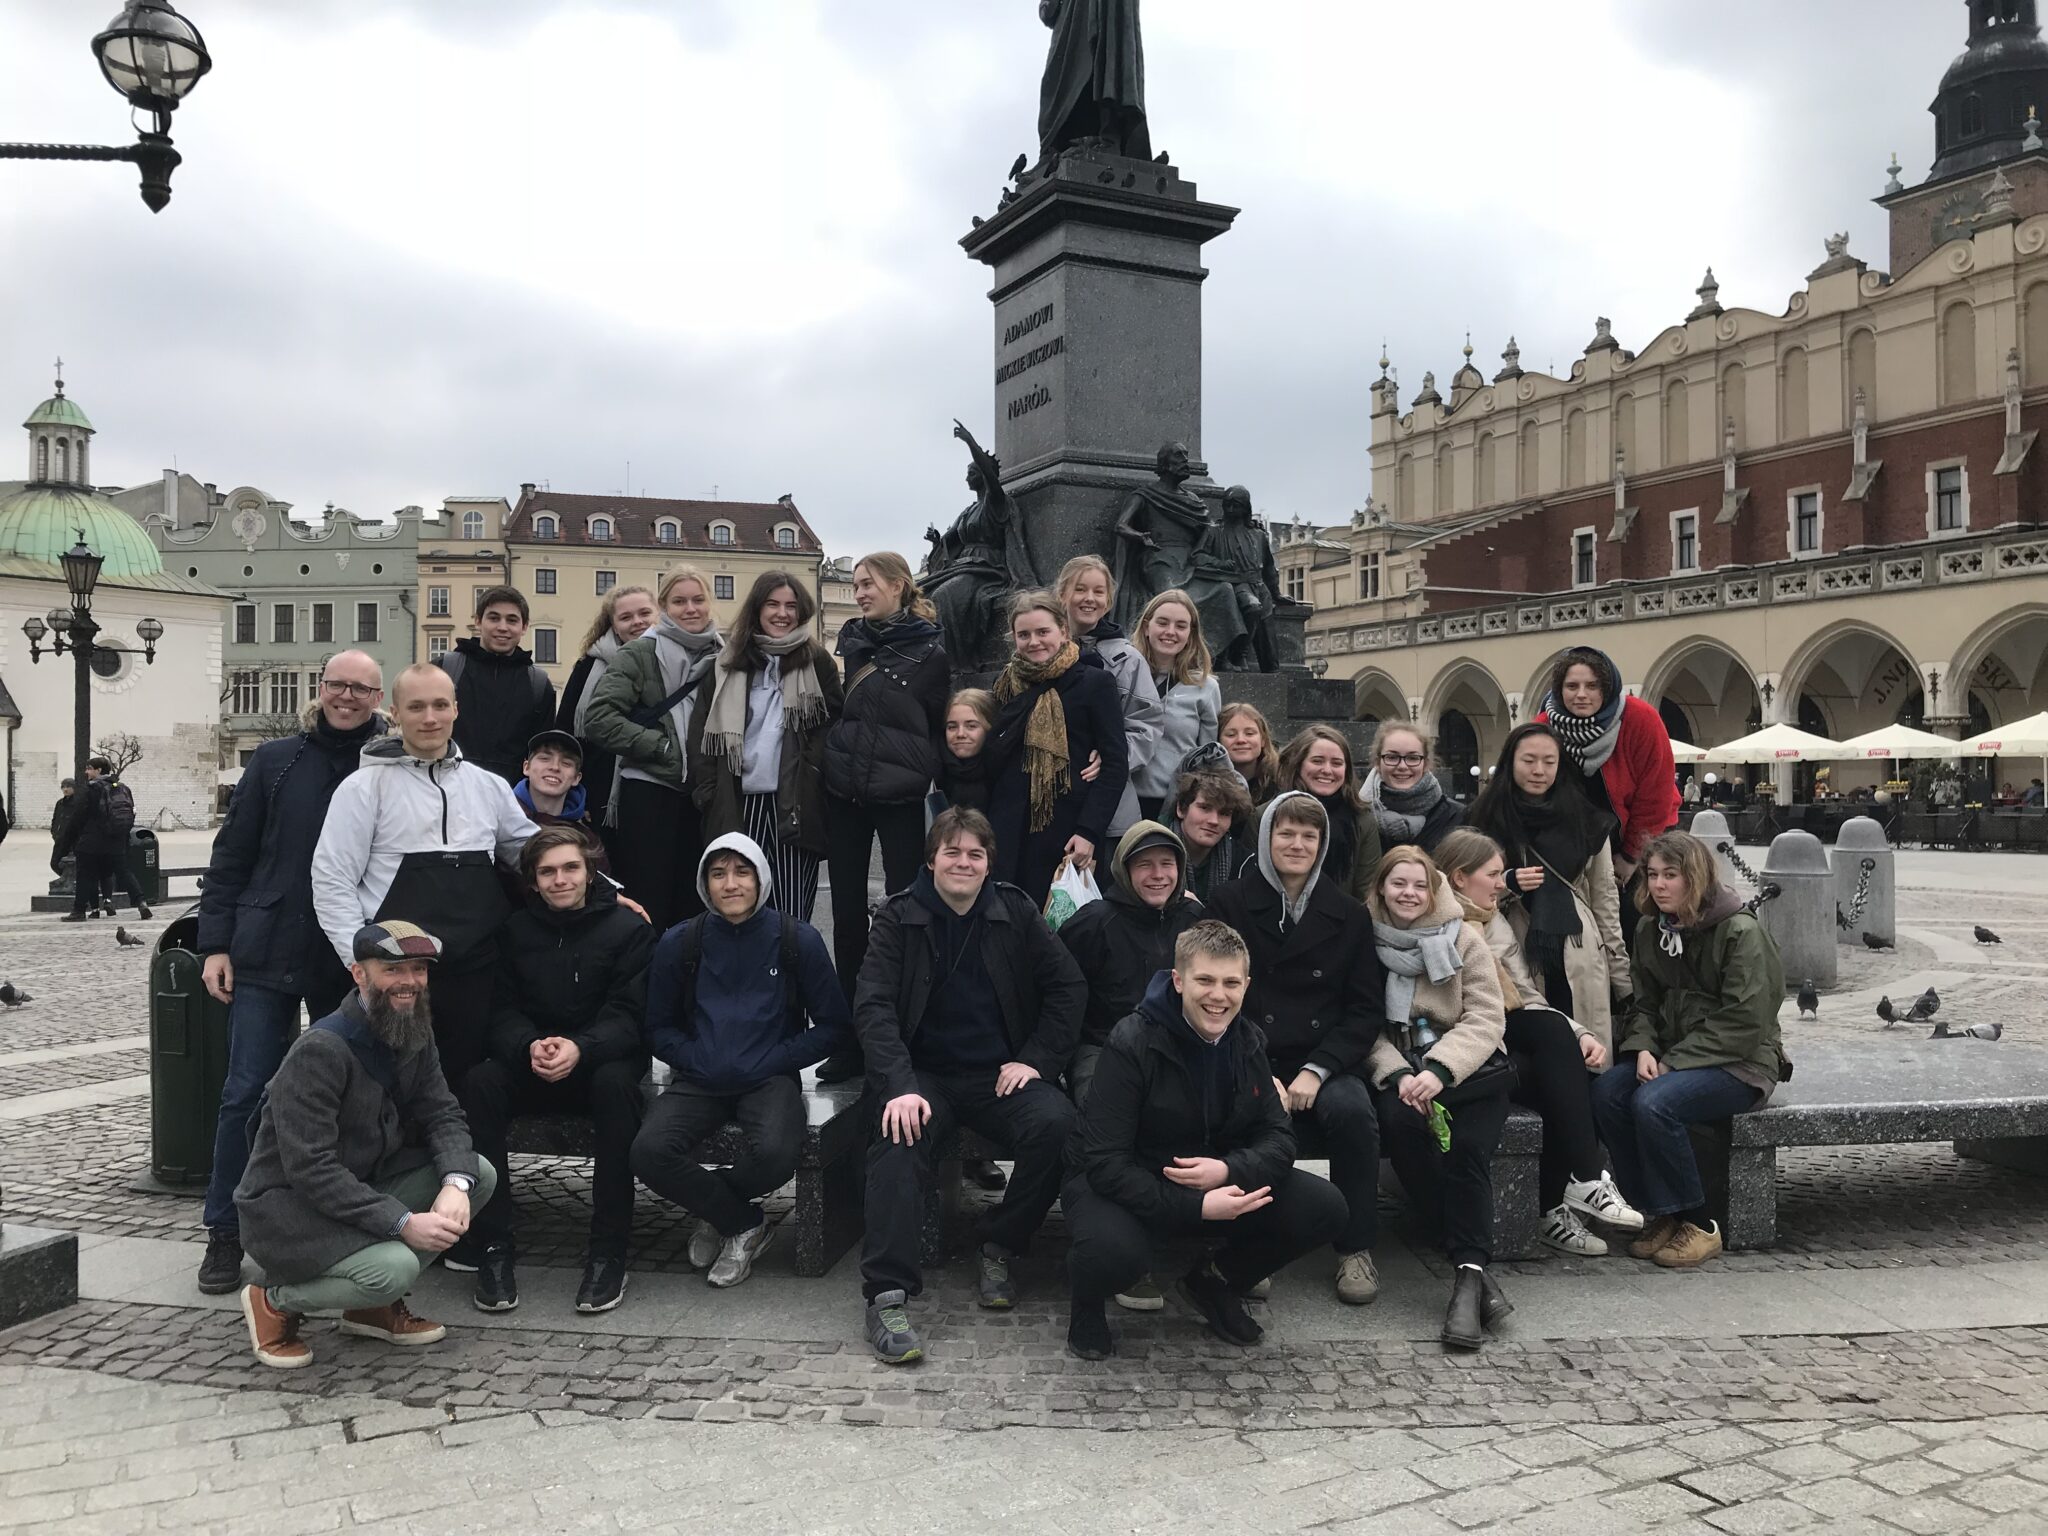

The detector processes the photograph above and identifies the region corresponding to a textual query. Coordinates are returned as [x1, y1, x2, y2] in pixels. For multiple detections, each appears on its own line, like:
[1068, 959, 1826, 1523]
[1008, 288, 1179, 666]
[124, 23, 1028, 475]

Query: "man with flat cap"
[235, 919, 495, 1370]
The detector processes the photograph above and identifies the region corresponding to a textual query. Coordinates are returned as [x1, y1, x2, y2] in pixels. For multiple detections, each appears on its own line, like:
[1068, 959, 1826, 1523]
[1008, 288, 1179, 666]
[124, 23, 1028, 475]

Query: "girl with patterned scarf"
[1533, 647, 1679, 888]
[986, 592, 1130, 905]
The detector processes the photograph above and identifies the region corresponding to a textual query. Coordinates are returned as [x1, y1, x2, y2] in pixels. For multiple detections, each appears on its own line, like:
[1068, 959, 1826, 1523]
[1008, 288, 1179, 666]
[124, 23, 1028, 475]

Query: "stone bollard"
[1830, 815, 1895, 949]
[1758, 830, 1837, 988]
[1687, 810, 1749, 895]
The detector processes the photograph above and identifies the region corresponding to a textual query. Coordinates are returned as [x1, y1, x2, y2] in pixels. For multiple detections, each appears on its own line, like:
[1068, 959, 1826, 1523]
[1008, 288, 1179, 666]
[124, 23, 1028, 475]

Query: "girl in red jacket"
[1534, 647, 1678, 887]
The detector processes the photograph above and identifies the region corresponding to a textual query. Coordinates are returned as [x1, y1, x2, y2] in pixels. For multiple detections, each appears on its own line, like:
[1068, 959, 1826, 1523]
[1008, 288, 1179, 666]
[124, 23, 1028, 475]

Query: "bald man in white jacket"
[313, 665, 537, 1088]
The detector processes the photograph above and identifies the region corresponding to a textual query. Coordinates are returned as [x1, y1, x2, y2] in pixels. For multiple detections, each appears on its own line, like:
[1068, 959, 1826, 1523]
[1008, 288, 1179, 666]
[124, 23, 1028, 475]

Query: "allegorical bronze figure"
[923, 420, 1039, 667]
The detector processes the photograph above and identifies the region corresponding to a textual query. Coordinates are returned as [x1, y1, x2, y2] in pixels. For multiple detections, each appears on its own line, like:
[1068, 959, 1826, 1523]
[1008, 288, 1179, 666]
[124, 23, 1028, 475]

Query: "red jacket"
[1536, 694, 1678, 862]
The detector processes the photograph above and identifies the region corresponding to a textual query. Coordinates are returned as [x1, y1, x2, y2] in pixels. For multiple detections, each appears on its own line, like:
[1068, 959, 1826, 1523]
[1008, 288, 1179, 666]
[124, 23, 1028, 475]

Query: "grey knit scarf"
[1374, 910, 1465, 1027]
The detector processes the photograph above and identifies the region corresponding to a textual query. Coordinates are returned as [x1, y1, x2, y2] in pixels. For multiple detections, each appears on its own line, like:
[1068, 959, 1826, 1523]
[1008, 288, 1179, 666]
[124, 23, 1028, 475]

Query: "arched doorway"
[1952, 606, 2048, 728]
[1425, 661, 1510, 799]
[1643, 638, 1761, 749]
[1782, 622, 1919, 796]
[1352, 669, 1408, 742]
[1438, 711, 1481, 795]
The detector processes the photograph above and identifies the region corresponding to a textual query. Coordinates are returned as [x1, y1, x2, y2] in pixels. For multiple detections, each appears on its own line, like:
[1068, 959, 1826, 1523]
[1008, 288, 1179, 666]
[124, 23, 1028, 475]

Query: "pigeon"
[1155, 150, 1170, 164]
[1875, 995, 1899, 1027]
[0, 982, 29, 1008]
[1008, 152, 1029, 183]
[1932, 1019, 2003, 1041]
[1975, 925, 2002, 944]
[1797, 980, 1819, 1019]
[971, 215, 984, 229]
[1861, 933, 1894, 951]
[1912, 986, 1940, 1020]
[115, 926, 145, 948]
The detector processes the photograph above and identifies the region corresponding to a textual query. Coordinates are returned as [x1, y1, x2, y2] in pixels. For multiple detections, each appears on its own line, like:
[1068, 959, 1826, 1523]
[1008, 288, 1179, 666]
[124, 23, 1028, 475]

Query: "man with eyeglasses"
[194, 651, 390, 1297]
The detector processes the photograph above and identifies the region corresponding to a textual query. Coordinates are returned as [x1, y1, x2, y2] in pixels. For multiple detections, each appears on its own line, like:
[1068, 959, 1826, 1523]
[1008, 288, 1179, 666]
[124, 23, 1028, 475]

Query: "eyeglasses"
[321, 679, 381, 700]
[1378, 752, 1427, 767]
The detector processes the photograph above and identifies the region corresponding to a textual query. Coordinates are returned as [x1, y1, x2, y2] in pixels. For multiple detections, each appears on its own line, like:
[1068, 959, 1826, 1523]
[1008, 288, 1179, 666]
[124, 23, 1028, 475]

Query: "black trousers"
[1376, 1079, 1511, 1267]
[614, 778, 705, 935]
[1504, 1006, 1605, 1210]
[1065, 1167, 1347, 1306]
[1291, 1070, 1380, 1255]
[859, 1069, 1076, 1301]
[630, 1076, 803, 1237]
[458, 1056, 646, 1256]
[428, 960, 496, 1089]
[71, 845, 146, 915]
[824, 792, 924, 1001]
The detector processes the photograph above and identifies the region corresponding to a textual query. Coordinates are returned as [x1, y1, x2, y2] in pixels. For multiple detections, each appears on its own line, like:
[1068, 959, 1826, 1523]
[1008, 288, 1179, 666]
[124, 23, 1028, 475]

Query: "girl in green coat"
[1590, 831, 1790, 1271]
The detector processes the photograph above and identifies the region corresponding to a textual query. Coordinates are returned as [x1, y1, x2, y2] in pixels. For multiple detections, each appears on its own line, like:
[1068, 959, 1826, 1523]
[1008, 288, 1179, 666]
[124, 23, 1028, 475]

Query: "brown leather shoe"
[1627, 1216, 1681, 1260]
[241, 1284, 311, 1370]
[1653, 1221, 1724, 1269]
[339, 1298, 447, 1347]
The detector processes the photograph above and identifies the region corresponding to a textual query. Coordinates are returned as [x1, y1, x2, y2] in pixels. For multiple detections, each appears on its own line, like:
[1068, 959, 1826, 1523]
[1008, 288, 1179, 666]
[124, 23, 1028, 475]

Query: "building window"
[1790, 490, 1822, 555]
[230, 669, 260, 713]
[1572, 528, 1597, 589]
[307, 670, 324, 704]
[775, 525, 797, 549]
[1961, 93, 1986, 139]
[714, 574, 735, 600]
[356, 602, 379, 642]
[234, 603, 256, 645]
[532, 628, 558, 665]
[595, 570, 616, 594]
[311, 603, 334, 643]
[428, 585, 449, 617]
[532, 514, 558, 540]
[1673, 511, 1699, 573]
[535, 567, 557, 595]
[1931, 463, 1970, 533]
[461, 509, 485, 540]
[272, 603, 295, 643]
[428, 635, 450, 658]
[1358, 552, 1381, 601]
[589, 517, 614, 542]
[1285, 565, 1305, 602]
[34, 435, 48, 479]
[711, 522, 734, 546]
[656, 520, 680, 544]
[268, 669, 301, 715]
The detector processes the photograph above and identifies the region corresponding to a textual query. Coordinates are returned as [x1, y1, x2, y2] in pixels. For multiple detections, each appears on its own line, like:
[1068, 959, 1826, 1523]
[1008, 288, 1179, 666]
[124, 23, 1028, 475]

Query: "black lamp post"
[20, 534, 164, 786]
[0, 2, 211, 212]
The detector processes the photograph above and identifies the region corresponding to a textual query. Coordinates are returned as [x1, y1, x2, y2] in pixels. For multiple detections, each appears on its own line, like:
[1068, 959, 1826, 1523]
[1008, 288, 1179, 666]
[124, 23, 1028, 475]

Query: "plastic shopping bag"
[1042, 856, 1102, 931]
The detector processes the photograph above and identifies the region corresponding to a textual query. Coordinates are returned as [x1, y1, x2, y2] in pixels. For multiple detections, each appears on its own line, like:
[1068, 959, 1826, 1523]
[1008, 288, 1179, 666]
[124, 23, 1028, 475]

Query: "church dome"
[1928, 0, 2048, 181]
[0, 485, 162, 579]
[23, 393, 94, 433]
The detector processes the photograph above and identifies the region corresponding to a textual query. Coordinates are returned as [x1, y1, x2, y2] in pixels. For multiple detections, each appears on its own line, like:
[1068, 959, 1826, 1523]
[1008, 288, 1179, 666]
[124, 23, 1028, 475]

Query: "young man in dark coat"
[855, 807, 1085, 1364]
[1207, 792, 1388, 1306]
[53, 756, 151, 921]
[194, 650, 387, 1296]
[437, 585, 557, 785]
[235, 920, 491, 1370]
[455, 826, 654, 1315]
[1064, 920, 1347, 1359]
[632, 832, 850, 1290]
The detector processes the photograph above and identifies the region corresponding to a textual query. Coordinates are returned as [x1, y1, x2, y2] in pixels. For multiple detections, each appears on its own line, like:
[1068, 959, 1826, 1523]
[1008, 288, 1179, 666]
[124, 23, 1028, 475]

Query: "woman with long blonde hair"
[557, 584, 657, 862]
[1130, 588, 1220, 821]
[1057, 555, 1161, 839]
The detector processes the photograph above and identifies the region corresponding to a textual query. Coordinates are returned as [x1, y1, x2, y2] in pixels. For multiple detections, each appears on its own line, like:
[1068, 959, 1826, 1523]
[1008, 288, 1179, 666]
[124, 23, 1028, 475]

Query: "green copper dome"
[23, 393, 94, 432]
[0, 485, 161, 579]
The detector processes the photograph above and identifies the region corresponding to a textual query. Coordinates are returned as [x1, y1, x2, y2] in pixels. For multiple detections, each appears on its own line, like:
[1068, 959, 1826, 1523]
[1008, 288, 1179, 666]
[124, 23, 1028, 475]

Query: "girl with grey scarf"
[559, 586, 658, 863]
[1363, 721, 1461, 853]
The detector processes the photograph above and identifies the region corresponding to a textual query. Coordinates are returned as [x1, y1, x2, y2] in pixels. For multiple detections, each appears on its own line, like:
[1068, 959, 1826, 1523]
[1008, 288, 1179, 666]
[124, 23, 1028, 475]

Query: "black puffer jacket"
[823, 616, 949, 806]
[485, 878, 656, 1074]
[440, 638, 557, 785]
[1057, 823, 1205, 1051]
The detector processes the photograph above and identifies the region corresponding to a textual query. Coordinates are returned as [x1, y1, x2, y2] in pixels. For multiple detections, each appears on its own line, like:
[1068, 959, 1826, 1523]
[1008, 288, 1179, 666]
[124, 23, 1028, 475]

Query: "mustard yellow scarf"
[994, 640, 1080, 834]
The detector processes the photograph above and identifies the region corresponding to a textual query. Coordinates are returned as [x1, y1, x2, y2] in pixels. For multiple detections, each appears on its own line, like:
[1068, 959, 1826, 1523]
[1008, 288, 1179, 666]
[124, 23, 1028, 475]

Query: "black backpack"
[673, 912, 806, 1036]
[103, 780, 136, 833]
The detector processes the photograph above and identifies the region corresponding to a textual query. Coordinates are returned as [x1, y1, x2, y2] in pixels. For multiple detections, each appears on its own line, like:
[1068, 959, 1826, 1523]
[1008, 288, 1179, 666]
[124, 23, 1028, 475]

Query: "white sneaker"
[688, 1220, 722, 1271]
[1564, 1171, 1646, 1232]
[1540, 1204, 1610, 1256]
[707, 1222, 775, 1288]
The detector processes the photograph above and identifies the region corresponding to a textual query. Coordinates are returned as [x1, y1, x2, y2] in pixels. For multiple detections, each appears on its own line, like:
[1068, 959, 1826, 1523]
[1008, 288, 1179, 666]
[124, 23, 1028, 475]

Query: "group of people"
[184, 556, 1789, 1372]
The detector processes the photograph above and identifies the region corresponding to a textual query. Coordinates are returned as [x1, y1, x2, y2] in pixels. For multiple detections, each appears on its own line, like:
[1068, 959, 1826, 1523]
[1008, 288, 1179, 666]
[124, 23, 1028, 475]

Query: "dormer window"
[710, 521, 735, 546]
[589, 516, 614, 542]
[532, 513, 558, 540]
[461, 509, 485, 540]
[1961, 93, 1986, 138]
[656, 519, 681, 544]
[774, 525, 797, 549]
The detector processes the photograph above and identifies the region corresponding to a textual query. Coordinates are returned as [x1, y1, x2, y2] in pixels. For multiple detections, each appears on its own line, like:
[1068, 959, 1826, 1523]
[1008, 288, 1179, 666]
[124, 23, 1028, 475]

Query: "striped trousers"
[740, 792, 821, 924]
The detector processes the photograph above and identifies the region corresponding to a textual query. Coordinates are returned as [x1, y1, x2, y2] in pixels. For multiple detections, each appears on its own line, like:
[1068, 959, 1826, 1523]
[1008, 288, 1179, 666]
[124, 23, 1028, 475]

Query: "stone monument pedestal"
[0, 1224, 79, 1331]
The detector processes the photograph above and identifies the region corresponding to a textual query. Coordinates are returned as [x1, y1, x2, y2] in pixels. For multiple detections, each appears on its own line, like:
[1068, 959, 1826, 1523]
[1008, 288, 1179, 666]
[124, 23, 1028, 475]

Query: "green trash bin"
[149, 907, 231, 1187]
[127, 827, 167, 904]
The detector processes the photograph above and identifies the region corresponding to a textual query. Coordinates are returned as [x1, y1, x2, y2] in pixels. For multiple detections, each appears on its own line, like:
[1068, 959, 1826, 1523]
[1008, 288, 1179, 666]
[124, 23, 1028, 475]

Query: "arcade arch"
[1641, 637, 1760, 747]
[1351, 668, 1409, 735]
[1779, 620, 1921, 740]
[1422, 660, 1510, 791]
[1950, 604, 2048, 728]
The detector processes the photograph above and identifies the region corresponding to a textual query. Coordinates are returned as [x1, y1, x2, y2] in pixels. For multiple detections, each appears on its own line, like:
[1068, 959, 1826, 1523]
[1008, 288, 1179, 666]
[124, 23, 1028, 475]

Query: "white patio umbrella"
[1959, 710, 2048, 756]
[1668, 740, 1709, 764]
[1699, 722, 1858, 763]
[1837, 723, 1959, 760]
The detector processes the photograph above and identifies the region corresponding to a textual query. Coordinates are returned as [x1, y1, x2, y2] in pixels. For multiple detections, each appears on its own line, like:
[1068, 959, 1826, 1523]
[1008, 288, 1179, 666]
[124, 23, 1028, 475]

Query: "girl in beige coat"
[1365, 846, 1513, 1351]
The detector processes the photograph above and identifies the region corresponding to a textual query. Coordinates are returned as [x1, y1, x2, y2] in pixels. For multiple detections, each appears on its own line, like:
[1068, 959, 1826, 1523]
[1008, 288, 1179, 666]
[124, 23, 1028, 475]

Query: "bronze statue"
[1190, 486, 1285, 672]
[1111, 440, 1214, 629]
[924, 420, 1038, 666]
[1038, 0, 1151, 165]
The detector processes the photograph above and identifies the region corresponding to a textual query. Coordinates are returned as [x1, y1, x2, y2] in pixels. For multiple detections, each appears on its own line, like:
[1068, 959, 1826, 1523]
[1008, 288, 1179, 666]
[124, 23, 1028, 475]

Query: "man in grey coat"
[235, 920, 497, 1369]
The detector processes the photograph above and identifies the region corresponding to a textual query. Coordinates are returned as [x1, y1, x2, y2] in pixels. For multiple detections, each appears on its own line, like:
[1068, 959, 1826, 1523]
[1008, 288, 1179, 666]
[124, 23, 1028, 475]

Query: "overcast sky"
[0, 0, 1967, 554]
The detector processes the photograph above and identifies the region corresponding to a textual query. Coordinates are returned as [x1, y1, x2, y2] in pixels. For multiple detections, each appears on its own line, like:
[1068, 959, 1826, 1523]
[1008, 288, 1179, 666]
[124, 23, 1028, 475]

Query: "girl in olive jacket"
[1590, 830, 1790, 1272]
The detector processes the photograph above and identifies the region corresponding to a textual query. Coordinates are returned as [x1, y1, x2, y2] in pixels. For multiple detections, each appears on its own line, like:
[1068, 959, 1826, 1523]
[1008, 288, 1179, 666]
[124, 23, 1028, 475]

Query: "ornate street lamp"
[20, 534, 166, 786]
[0, 2, 212, 212]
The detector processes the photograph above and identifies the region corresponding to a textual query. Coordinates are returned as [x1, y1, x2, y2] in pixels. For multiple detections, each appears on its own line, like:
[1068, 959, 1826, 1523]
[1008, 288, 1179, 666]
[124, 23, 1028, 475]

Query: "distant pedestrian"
[437, 585, 557, 785]
[52, 756, 151, 922]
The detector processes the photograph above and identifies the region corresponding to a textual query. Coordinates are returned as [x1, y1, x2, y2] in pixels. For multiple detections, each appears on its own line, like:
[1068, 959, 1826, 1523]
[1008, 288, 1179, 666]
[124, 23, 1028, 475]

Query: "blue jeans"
[203, 982, 311, 1232]
[1590, 1062, 1759, 1221]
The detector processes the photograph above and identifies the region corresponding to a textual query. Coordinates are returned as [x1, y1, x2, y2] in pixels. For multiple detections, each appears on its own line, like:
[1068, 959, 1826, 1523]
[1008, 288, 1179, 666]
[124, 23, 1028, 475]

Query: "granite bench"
[1687, 1038, 2048, 1250]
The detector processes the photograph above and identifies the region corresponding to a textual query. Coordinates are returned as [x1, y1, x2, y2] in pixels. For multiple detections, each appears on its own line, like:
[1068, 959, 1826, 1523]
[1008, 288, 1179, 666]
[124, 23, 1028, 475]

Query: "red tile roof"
[508, 489, 822, 555]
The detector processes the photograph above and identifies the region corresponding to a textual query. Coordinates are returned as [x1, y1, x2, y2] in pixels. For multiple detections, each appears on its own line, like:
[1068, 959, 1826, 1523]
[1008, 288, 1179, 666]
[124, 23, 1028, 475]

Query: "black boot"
[815, 1047, 865, 1085]
[1441, 1265, 1485, 1351]
[1479, 1269, 1513, 1331]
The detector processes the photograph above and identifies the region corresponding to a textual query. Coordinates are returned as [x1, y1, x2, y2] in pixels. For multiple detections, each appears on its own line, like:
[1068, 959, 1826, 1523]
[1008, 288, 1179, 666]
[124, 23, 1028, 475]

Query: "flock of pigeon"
[1817, 921, 2007, 1039]
[1, 920, 151, 1013]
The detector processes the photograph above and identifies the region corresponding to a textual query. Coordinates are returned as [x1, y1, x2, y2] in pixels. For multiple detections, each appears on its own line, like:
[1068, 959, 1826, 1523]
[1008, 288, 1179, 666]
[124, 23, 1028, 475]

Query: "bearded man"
[233, 921, 494, 1370]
